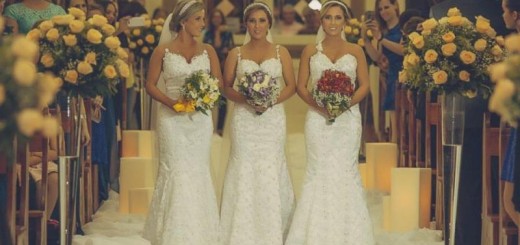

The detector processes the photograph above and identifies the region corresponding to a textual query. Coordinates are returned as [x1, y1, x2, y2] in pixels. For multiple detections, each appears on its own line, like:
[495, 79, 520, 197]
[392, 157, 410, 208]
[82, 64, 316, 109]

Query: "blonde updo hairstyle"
[169, 0, 205, 32]
[243, 1, 274, 29]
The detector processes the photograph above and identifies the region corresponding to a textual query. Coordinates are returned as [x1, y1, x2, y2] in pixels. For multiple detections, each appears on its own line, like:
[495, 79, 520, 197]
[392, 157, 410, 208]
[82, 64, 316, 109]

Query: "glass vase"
[441, 92, 465, 245]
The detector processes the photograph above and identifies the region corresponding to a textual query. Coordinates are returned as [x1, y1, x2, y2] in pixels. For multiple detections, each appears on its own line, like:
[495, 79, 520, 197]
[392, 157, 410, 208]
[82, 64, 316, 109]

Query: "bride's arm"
[145, 45, 178, 109]
[222, 48, 247, 104]
[204, 44, 224, 87]
[275, 46, 296, 104]
[296, 45, 328, 115]
[350, 45, 370, 107]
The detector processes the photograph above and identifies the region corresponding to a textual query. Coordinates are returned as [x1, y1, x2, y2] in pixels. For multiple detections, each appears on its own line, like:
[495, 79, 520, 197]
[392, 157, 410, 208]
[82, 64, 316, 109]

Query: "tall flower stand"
[57, 93, 83, 245]
[441, 92, 465, 245]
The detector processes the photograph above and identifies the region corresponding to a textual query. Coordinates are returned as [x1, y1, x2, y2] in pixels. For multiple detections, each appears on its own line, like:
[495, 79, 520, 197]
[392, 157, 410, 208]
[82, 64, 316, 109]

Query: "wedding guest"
[3, 0, 65, 34]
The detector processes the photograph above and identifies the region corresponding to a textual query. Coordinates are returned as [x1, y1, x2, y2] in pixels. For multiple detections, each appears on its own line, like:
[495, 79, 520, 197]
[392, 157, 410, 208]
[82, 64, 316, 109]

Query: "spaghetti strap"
[237, 47, 242, 61]
[276, 45, 280, 60]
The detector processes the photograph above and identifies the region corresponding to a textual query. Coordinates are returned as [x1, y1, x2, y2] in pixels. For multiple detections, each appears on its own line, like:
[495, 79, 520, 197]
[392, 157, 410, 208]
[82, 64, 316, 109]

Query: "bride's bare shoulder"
[301, 44, 318, 58]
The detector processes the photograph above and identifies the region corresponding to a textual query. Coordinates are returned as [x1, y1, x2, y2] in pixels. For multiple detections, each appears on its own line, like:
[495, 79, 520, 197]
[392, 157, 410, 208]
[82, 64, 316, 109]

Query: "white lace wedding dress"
[285, 42, 374, 245]
[219, 45, 295, 245]
[142, 49, 219, 245]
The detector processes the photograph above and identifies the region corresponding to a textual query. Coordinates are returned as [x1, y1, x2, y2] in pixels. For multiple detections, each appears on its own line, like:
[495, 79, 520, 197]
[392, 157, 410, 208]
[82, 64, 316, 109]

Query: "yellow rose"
[408, 32, 420, 41]
[459, 50, 476, 64]
[64, 70, 79, 84]
[344, 26, 352, 34]
[357, 38, 365, 47]
[103, 65, 118, 78]
[52, 14, 74, 25]
[116, 59, 130, 78]
[155, 25, 163, 33]
[0, 85, 5, 106]
[101, 24, 116, 35]
[38, 20, 54, 32]
[144, 19, 152, 27]
[173, 102, 186, 112]
[398, 70, 408, 83]
[128, 42, 137, 49]
[505, 34, 520, 53]
[69, 20, 85, 33]
[474, 39, 487, 51]
[489, 79, 516, 114]
[46, 28, 60, 42]
[63, 34, 77, 46]
[11, 36, 38, 60]
[421, 30, 432, 36]
[439, 17, 449, 24]
[40, 53, 55, 68]
[447, 7, 461, 17]
[13, 60, 36, 86]
[86, 29, 102, 44]
[203, 95, 211, 104]
[41, 116, 59, 138]
[89, 14, 108, 27]
[412, 35, 424, 49]
[448, 16, 463, 26]
[432, 70, 448, 85]
[85, 52, 97, 65]
[17, 109, 43, 136]
[145, 34, 155, 44]
[486, 28, 497, 38]
[37, 73, 62, 96]
[116, 48, 128, 60]
[424, 49, 438, 64]
[459, 70, 470, 82]
[77, 61, 93, 75]
[442, 32, 455, 43]
[491, 45, 503, 56]
[155, 18, 165, 25]
[142, 46, 150, 54]
[353, 28, 360, 35]
[367, 29, 373, 37]
[405, 52, 420, 66]
[489, 63, 508, 82]
[26, 29, 42, 42]
[104, 36, 121, 49]
[137, 39, 144, 46]
[68, 7, 86, 20]
[463, 89, 478, 98]
[475, 16, 491, 33]
[132, 29, 141, 36]
[496, 36, 505, 46]
[185, 101, 196, 112]
[441, 43, 457, 56]
[421, 18, 438, 31]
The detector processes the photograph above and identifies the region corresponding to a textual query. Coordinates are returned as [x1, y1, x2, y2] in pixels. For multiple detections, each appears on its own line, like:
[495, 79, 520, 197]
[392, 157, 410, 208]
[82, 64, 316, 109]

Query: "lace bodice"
[309, 42, 357, 89]
[236, 45, 282, 89]
[162, 49, 210, 100]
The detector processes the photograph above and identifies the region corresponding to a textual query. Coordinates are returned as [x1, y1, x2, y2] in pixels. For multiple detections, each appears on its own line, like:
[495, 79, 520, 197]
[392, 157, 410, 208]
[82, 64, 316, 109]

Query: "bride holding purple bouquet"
[219, 1, 296, 244]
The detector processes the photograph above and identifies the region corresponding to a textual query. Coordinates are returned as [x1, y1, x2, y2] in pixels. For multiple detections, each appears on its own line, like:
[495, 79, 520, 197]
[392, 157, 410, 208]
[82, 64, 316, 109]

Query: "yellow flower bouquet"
[0, 17, 61, 160]
[28, 8, 130, 98]
[172, 70, 221, 114]
[126, 15, 164, 61]
[489, 34, 520, 126]
[400, 7, 504, 98]
[344, 17, 372, 47]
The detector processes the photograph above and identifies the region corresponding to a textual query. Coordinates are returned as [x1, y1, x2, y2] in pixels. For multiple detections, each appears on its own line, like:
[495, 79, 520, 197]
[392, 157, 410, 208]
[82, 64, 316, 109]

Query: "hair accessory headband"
[179, 0, 197, 16]
[322, 0, 351, 19]
[243, 2, 273, 18]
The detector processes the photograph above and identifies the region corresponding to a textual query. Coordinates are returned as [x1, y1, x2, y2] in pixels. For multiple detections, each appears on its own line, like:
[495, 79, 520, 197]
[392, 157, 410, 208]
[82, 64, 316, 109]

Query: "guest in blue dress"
[362, 0, 404, 143]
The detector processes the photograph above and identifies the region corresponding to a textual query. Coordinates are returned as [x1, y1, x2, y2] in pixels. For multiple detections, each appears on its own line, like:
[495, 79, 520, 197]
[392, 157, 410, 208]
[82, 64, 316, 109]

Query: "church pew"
[425, 92, 442, 230]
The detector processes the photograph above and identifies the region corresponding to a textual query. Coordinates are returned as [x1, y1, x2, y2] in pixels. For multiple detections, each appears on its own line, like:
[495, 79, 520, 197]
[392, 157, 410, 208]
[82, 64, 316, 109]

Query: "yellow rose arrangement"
[125, 15, 164, 60]
[29, 8, 130, 98]
[400, 7, 504, 98]
[0, 17, 61, 161]
[488, 34, 520, 126]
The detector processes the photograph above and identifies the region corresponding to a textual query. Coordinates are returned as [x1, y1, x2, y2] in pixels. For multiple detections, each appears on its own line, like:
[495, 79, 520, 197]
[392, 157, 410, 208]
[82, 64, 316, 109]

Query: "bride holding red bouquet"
[285, 0, 374, 244]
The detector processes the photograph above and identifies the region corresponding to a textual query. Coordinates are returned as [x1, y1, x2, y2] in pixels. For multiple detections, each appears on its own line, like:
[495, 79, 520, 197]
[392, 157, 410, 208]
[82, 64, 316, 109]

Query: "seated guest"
[273, 4, 303, 35]
[298, 6, 320, 34]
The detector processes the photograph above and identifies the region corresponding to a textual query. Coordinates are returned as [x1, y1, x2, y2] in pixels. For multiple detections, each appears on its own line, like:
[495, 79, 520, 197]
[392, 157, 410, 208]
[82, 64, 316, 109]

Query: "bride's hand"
[314, 105, 330, 118]
[253, 105, 268, 113]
